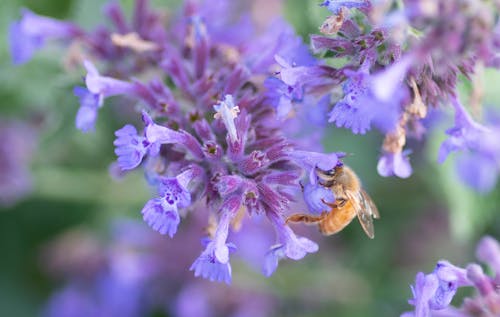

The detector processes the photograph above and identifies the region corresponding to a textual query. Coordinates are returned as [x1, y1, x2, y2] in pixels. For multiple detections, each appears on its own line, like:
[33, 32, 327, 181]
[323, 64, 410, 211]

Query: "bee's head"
[316, 160, 344, 185]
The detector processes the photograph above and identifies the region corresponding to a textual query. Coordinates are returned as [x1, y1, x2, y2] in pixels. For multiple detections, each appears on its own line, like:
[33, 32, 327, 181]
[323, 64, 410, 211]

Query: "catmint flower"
[402, 236, 500, 317]
[190, 195, 241, 284]
[377, 150, 412, 179]
[302, 183, 336, 215]
[320, 0, 371, 15]
[75, 60, 138, 132]
[9, 8, 82, 64]
[438, 95, 500, 193]
[6, 0, 350, 283]
[141, 168, 196, 237]
[263, 209, 319, 276]
[329, 57, 410, 135]
[281, 0, 500, 186]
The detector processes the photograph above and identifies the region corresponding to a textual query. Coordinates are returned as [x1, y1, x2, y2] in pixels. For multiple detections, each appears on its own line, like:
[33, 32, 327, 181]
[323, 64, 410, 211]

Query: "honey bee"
[286, 162, 380, 238]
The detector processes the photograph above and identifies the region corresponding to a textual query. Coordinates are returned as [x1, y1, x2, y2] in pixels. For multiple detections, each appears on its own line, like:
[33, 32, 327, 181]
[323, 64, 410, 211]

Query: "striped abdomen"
[318, 200, 357, 236]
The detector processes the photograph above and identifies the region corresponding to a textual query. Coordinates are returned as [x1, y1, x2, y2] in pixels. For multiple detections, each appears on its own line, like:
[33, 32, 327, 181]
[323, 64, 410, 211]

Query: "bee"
[286, 162, 380, 238]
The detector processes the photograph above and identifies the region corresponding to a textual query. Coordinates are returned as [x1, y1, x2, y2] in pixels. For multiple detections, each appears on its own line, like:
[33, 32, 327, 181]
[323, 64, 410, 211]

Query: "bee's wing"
[346, 190, 377, 239]
[361, 189, 380, 219]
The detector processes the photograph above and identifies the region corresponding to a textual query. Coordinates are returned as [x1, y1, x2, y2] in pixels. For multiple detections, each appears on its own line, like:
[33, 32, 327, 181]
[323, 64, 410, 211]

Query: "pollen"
[111, 32, 158, 53]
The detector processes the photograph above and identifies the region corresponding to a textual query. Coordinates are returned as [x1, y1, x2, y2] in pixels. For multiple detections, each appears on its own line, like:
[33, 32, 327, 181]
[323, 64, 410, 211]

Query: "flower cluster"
[43, 219, 278, 317]
[10, 0, 500, 285]
[268, 0, 500, 189]
[10, 0, 346, 283]
[401, 236, 500, 317]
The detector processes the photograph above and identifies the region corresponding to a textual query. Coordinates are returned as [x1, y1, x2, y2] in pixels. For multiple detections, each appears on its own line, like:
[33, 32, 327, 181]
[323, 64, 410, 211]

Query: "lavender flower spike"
[190, 195, 241, 284]
[213, 95, 240, 143]
[9, 8, 81, 64]
[141, 168, 196, 237]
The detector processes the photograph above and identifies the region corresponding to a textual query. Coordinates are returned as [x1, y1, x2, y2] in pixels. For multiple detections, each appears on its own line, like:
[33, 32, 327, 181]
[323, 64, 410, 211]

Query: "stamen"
[111, 32, 158, 52]
[213, 95, 240, 142]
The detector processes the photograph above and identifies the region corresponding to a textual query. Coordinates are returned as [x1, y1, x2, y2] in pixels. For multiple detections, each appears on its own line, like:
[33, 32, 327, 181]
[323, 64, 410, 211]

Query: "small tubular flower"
[263, 210, 318, 277]
[9, 8, 81, 64]
[190, 195, 241, 284]
[141, 168, 196, 237]
[402, 237, 500, 317]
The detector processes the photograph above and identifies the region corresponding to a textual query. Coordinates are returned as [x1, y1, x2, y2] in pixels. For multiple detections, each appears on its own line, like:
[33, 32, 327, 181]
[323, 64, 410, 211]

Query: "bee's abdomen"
[318, 200, 357, 236]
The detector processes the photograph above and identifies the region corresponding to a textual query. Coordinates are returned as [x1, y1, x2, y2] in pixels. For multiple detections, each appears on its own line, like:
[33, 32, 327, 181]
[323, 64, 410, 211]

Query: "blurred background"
[1, 0, 500, 316]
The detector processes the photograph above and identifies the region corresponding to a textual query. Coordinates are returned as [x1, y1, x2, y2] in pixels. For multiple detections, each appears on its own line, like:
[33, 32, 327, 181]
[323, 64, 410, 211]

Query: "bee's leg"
[321, 198, 347, 208]
[286, 212, 327, 224]
[337, 198, 347, 207]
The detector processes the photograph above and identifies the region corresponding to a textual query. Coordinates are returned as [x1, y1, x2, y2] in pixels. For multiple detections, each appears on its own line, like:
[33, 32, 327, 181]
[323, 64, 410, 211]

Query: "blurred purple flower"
[9, 8, 82, 64]
[329, 57, 411, 135]
[402, 236, 500, 317]
[320, 0, 370, 15]
[377, 150, 412, 179]
[0, 119, 37, 206]
[438, 95, 500, 193]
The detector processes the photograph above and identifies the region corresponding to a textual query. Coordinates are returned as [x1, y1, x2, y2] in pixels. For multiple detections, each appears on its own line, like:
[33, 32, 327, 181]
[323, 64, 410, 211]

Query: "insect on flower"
[287, 162, 380, 238]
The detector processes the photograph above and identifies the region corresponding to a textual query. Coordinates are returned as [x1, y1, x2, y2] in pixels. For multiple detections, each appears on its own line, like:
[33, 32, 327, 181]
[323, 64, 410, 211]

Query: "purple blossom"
[320, 0, 370, 15]
[302, 182, 336, 215]
[74, 61, 137, 132]
[9, 8, 81, 64]
[402, 236, 500, 317]
[73, 87, 100, 133]
[8, 0, 390, 283]
[113, 111, 187, 171]
[190, 195, 241, 284]
[438, 96, 500, 192]
[329, 58, 410, 135]
[141, 168, 196, 237]
[377, 150, 412, 179]
[263, 210, 318, 276]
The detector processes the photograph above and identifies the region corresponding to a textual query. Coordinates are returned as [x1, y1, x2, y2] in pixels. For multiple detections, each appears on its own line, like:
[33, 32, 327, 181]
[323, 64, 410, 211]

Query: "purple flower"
[476, 236, 500, 284]
[329, 58, 410, 134]
[73, 87, 100, 133]
[113, 111, 186, 171]
[402, 237, 500, 317]
[405, 261, 470, 317]
[303, 183, 336, 215]
[263, 210, 318, 276]
[10, 0, 368, 284]
[190, 195, 241, 284]
[141, 169, 195, 237]
[320, 0, 370, 15]
[9, 9, 81, 64]
[438, 96, 500, 192]
[377, 150, 412, 179]
[74, 61, 137, 132]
